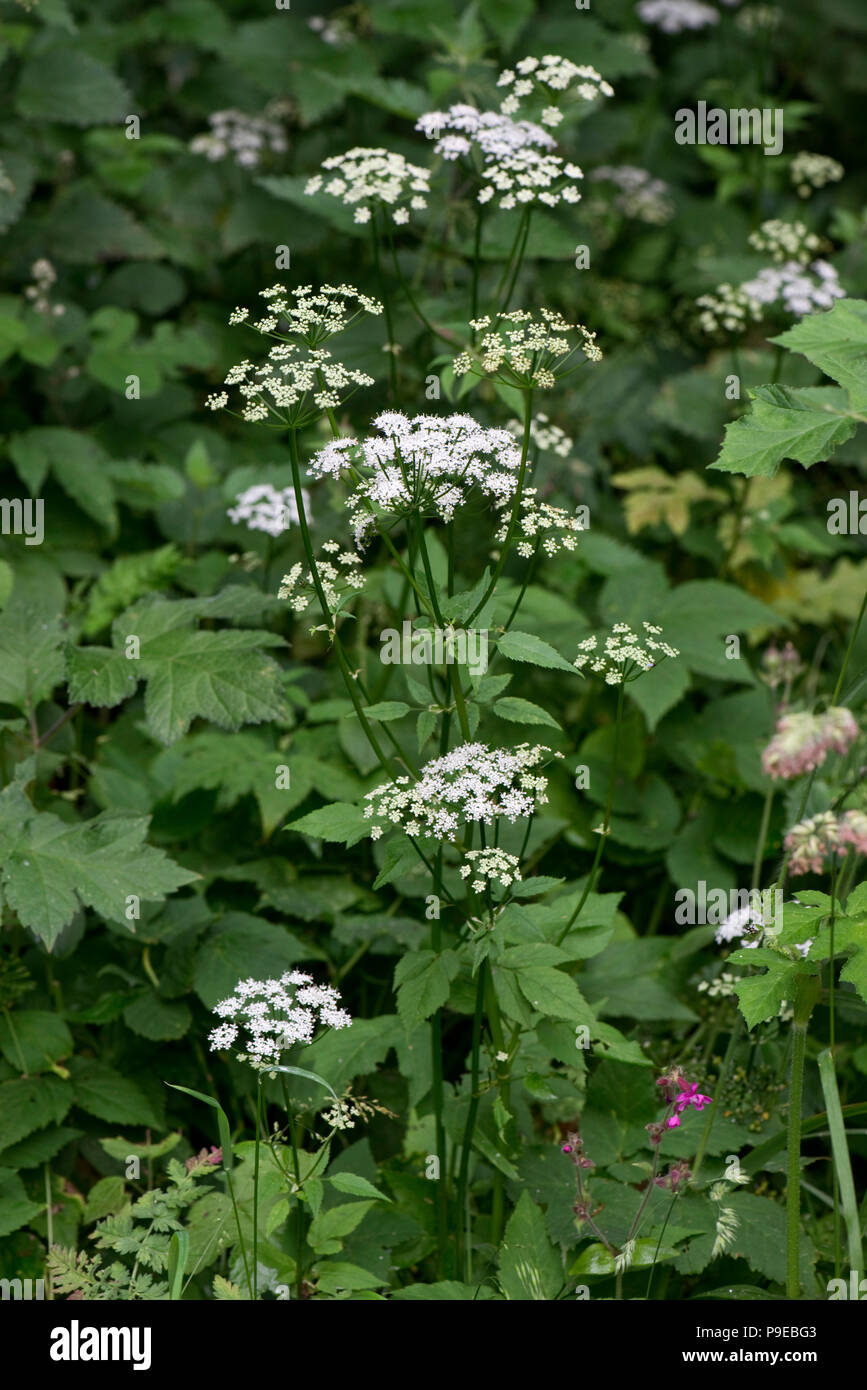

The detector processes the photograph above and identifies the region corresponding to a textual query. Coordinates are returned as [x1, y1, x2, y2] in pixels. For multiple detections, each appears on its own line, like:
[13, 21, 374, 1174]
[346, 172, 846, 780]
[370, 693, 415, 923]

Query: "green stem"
[467, 389, 534, 625]
[786, 976, 818, 1299]
[253, 1077, 263, 1300]
[832, 585, 867, 704]
[557, 681, 626, 944]
[500, 209, 532, 313]
[371, 215, 397, 399]
[456, 959, 486, 1278]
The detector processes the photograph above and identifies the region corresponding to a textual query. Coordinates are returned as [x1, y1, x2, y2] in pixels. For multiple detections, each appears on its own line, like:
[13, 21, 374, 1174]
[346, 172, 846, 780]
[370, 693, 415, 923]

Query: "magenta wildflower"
[655, 1068, 712, 1129]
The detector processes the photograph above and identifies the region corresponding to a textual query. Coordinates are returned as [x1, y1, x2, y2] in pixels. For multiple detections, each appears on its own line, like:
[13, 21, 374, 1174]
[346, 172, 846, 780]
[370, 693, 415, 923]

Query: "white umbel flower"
[363, 741, 561, 841]
[636, 0, 719, 32]
[307, 412, 524, 545]
[573, 621, 679, 683]
[304, 147, 431, 225]
[228, 483, 310, 537]
[454, 308, 602, 389]
[416, 105, 583, 211]
[209, 971, 352, 1071]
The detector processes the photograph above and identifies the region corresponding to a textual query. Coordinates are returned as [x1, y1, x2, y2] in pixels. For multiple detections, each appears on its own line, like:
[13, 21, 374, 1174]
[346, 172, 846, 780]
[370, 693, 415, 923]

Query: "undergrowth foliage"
[0, 0, 864, 1304]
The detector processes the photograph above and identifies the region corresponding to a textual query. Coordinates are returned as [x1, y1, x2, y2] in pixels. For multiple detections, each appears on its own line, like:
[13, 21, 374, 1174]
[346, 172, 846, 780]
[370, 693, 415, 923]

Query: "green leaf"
[362, 701, 410, 721]
[16, 45, 130, 125]
[286, 803, 367, 846]
[307, 1201, 376, 1255]
[498, 1191, 562, 1300]
[66, 645, 139, 709]
[393, 949, 459, 1030]
[0, 800, 198, 951]
[168, 1229, 189, 1301]
[83, 1175, 127, 1223]
[0, 1075, 72, 1155]
[192, 914, 310, 1009]
[0, 606, 65, 710]
[772, 298, 867, 412]
[570, 1238, 680, 1276]
[69, 1059, 161, 1128]
[710, 385, 856, 478]
[493, 696, 562, 730]
[497, 630, 577, 675]
[513, 965, 592, 1022]
[122, 993, 192, 1042]
[0, 1010, 72, 1074]
[732, 959, 799, 1029]
[328, 1172, 391, 1202]
[140, 629, 287, 745]
[0, 1168, 42, 1238]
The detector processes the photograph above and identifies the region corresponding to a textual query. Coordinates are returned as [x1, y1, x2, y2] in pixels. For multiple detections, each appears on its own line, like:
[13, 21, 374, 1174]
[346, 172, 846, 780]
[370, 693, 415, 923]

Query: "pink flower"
[784, 811, 843, 876]
[839, 809, 867, 856]
[762, 707, 858, 781]
[655, 1069, 713, 1128]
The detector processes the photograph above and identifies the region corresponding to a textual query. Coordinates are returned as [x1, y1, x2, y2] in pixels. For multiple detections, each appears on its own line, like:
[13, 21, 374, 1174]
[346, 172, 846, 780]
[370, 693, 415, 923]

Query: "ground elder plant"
[0, 0, 864, 1315]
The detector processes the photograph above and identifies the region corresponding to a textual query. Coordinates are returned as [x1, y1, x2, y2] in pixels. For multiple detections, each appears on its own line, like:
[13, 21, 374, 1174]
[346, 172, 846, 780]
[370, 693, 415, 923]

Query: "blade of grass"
[818, 1049, 863, 1283]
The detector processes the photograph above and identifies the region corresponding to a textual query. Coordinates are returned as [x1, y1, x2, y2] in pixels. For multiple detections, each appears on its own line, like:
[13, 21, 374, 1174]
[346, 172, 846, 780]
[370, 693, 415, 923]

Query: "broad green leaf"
[498, 1191, 562, 1300]
[286, 803, 368, 846]
[192, 914, 310, 1009]
[773, 298, 867, 412]
[0, 1168, 42, 1238]
[732, 959, 799, 1029]
[0, 1075, 72, 1155]
[710, 385, 855, 478]
[0, 1010, 72, 1074]
[393, 949, 459, 1030]
[16, 45, 130, 125]
[307, 1201, 376, 1255]
[69, 1059, 161, 1128]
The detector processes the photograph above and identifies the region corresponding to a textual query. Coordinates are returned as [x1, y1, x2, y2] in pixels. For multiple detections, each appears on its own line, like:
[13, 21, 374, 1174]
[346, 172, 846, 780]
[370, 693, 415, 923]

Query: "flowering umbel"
[454, 308, 602, 390]
[573, 621, 679, 684]
[209, 972, 352, 1071]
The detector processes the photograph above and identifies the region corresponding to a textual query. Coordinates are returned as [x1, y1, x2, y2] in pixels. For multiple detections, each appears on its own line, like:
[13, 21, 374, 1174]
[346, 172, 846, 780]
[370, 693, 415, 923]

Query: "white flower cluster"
[591, 165, 673, 224]
[573, 621, 679, 683]
[508, 412, 573, 457]
[455, 309, 602, 388]
[304, 147, 430, 225]
[636, 0, 720, 32]
[229, 283, 382, 341]
[190, 105, 289, 168]
[416, 106, 583, 211]
[496, 489, 585, 558]
[207, 346, 373, 422]
[24, 258, 65, 317]
[695, 284, 762, 335]
[209, 971, 352, 1071]
[748, 219, 821, 266]
[790, 152, 844, 199]
[460, 847, 522, 893]
[278, 540, 365, 616]
[308, 14, 354, 45]
[496, 55, 614, 124]
[228, 483, 310, 537]
[363, 742, 560, 841]
[740, 260, 844, 317]
[307, 412, 523, 545]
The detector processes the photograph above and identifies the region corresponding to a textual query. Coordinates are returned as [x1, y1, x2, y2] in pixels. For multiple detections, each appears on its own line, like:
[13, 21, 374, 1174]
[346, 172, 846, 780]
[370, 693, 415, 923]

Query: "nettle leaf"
[393, 949, 459, 1031]
[772, 298, 867, 412]
[497, 630, 578, 675]
[0, 605, 65, 710]
[0, 1076, 72, 1155]
[0, 1169, 43, 1238]
[167, 729, 306, 838]
[732, 957, 800, 1029]
[498, 1191, 562, 1300]
[69, 1059, 162, 1128]
[16, 45, 130, 126]
[9, 428, 117, 529]
[710, 385, 855, 478]
[0, 782, 197, 949]
[70, 591, 288, 743]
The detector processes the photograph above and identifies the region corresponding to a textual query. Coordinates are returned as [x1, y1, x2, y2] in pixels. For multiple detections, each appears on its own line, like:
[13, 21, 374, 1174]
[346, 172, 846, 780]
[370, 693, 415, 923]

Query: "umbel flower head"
[304, 147, 431, 225]
[278, 540, 365, 618]
[228, 283, 382, 344]
[460, 847, 522, 893]
[739, 260, 844, 318]
[494, 489, 585, 558]
[496, 54, 614, 125]
[762, 706, 858, 780]
[206, 283, 381, 426]
[228, 483, 309, 537]
[209, 971, 352, 1072]
[190, 104, 289, 168]
[454, 308, 601, 390]
[590, 165, 673, 225]
[748, 219, 822, 266]
[416, 105, 584, 211]
[306, 412, 524, 546]
[573, 621, 679, 684]
[363, 741, 561, 841]
[636, 0, 719, 33]
[790, 152, 844, 199]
